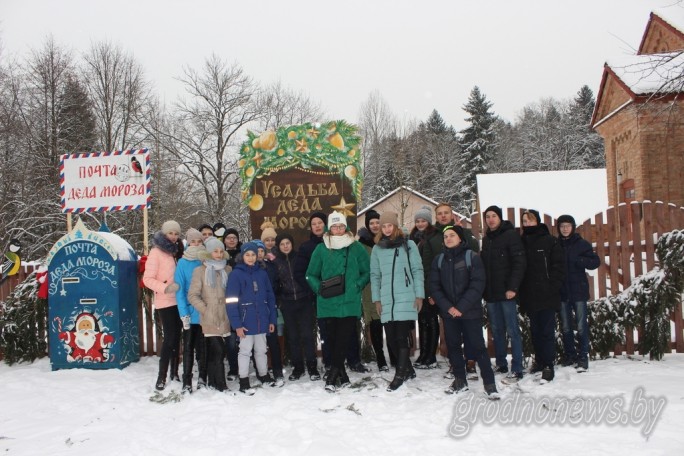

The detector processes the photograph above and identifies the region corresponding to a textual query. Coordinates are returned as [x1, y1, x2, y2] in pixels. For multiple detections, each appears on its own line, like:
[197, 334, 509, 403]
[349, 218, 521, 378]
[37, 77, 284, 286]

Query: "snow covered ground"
[1, 354, 683, 455]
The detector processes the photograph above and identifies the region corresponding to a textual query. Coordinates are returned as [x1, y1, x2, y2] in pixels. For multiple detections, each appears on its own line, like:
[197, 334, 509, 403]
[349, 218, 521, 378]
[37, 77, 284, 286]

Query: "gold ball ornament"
[248, 194, 264, 211]
[329, 132, 345, 150]
[245, 166, 255, 177]
[348, 149, 356, 158]
[238, 158, 246, 167]
[277, 148, 285, 156]
[259, 131, 277, 151]
[252, 138, 261, 148]
[288, 131, 297, 140]
[344, 165, 357, 179]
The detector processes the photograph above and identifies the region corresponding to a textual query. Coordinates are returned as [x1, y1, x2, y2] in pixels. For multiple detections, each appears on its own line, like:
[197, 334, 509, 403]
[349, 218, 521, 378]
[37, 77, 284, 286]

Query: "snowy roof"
[476, 169, 608, 224]
[45, 219, 136, 266]
[607, 52, 684, 96]
[652, 8, 684, 37]
[358, 185, 470, 222]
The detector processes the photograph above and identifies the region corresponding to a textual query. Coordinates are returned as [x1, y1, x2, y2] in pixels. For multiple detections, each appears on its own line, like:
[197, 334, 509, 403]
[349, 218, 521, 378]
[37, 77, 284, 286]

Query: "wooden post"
[66, 213, 72, 233]
[143, 207, 149, 255]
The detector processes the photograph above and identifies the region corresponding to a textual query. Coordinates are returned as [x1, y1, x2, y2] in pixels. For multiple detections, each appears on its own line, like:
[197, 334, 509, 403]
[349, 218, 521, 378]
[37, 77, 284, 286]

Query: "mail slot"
[46, 219, 140, 370]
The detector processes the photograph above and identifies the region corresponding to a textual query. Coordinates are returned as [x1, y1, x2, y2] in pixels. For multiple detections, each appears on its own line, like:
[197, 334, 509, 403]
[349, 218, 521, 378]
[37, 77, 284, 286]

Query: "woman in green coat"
[370, 212, 425, 391]
[306, 211, 370, 392]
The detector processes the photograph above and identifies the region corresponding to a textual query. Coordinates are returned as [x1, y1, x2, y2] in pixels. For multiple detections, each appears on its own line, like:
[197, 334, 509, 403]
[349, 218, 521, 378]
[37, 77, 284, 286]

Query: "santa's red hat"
[75, 312, 99, 331]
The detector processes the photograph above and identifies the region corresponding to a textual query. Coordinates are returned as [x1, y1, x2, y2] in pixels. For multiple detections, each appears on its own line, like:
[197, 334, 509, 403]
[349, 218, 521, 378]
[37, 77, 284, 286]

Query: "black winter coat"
[429, 243, 485, 320]
[481, 220, 527, 302]
[293, 232, 323, 295]
[559, 233, 600, 302]
[274, 250, 313, 302]
[519, 224, 565, 313]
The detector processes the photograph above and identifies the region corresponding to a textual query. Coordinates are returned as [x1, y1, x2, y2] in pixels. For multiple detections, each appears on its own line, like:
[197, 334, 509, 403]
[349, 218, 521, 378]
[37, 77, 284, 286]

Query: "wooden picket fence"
[471, 201, 684, 355]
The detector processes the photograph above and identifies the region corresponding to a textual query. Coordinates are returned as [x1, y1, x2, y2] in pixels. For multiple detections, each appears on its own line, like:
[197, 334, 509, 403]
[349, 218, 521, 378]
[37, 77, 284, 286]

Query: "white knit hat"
[162, 220, 181, 235]
[327, 211, 347, 228]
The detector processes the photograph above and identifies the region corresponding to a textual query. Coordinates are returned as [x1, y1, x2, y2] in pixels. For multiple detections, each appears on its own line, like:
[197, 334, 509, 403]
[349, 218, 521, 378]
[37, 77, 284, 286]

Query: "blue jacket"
[370, 238, 424, 323]
[225, 262, 277, 334]
[559, 233, 600, 302]
[174, 257, 203, 324]
[430, 243, 486, 320]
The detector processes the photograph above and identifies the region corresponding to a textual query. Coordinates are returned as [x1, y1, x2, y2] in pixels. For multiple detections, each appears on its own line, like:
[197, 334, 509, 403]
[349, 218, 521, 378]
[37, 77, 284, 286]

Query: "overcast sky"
[1, 0, 678, 131]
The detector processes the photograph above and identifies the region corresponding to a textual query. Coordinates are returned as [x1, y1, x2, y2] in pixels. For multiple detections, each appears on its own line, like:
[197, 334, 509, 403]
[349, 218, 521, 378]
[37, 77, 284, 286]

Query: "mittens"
[164, 282, 180, 294]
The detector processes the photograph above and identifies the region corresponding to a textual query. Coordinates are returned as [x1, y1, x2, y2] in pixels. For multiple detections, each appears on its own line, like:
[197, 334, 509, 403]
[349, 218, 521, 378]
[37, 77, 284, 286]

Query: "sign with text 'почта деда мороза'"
[60, 149, 150, 213]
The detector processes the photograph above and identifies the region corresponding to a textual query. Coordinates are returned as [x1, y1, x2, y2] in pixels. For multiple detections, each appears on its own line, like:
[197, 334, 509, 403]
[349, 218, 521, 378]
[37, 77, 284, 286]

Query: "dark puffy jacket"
[293, 233, 323, 295]
[519, 224, 565, 313]
[559, 233, 600, 302]
[481, 220, 527, 302]
[423, 221, 479, 296]
[429, 243, 485, 320]
[274, 250, 312, 302]
[225, 262, 277, 334]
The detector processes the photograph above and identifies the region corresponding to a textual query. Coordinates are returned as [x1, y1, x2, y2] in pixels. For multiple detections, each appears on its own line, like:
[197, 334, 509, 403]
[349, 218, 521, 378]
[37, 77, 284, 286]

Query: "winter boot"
[542, 366, 555, 382]
[388, 348, 410, 392]
[239, 377, 255, 395]
[307, 361, 321, 381]
[417, 315, 438, 368]
[169, 355, 181, 382]
[576, 359, 588, 372]
[289, 367, 305, 381]
[466, 360, 478, 380]
[325, 367, 340, 392]
[258, 373, 276, 387]
[484, 383, 500, 400]
[155, 376, 166, 391]
[445, 377, 468, 395]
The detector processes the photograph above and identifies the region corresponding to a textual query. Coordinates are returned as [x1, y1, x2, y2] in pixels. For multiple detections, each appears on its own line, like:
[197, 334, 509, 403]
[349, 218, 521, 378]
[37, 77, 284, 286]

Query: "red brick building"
[592, 11, 684, 208]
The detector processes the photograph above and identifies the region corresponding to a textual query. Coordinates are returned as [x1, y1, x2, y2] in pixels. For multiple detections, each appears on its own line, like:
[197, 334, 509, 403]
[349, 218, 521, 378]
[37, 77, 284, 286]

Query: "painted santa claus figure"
[59, 312, 115, 362]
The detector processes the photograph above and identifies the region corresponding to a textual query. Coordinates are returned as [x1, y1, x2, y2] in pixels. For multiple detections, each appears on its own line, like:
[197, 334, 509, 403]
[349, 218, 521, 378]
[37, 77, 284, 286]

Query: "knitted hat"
[484, 205, 503, 220]
[364, 209, 380, 231]
[379, 211, 399, 227]
[197, 223, 212, 233]
[309, 211, 328, 227]
[276, 233, 294, 248]
[185, 228, 203, 243]
[162, 220, 181, 235]
[212, 223, 227, 238]
[557, 214, 577, 235]
[225, 228, 240, 241]
[260, 221, 277, 241]
[251, 239, 266, 251]
[327, 211, 347, 228]
[241, 241, 259, 255]
[414, 206, 433, 224]
[204, 236, 224, 253]
[442, 225, 466, 244]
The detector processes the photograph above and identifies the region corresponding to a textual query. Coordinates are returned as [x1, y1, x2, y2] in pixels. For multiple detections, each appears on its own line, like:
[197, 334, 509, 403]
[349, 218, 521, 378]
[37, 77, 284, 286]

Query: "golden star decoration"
[331, 196, 355, 217]
[295, 138, 309, 153]
[306, 127, 319, 139]
[253, 152, 263, 167]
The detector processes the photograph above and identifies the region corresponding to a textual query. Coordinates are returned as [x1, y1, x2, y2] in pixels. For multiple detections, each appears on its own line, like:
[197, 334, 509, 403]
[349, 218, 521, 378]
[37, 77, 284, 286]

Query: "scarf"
[183, 245, 205, 261]
[204, 258, 228, 289]
[323, 232, 355, 250]
[152, 231, 178, 256]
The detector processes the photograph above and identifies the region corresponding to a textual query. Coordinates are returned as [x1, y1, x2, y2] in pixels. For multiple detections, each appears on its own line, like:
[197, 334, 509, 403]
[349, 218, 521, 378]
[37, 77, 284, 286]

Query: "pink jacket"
[143, 246, 178, 309]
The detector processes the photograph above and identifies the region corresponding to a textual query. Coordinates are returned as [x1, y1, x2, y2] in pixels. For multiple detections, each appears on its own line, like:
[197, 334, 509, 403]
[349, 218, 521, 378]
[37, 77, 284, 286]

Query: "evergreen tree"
[568, 85, 605, 168]
[458, 86, 497, 214]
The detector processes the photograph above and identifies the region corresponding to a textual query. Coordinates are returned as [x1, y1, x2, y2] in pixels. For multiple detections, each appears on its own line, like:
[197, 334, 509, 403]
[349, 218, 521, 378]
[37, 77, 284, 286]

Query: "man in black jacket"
[557, 214, 600, 372]
[481, 205, 526, 383]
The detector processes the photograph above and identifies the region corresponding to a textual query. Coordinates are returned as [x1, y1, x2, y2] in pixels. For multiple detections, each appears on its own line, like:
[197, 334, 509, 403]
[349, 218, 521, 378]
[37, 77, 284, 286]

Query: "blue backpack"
[437, 249, 473, 271]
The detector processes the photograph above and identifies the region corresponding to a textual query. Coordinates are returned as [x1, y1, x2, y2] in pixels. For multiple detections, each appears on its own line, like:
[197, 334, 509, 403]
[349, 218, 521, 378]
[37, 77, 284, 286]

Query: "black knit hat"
[365, 209, 380, 231]
[484, 205, 503, 220]
[276, 233, 294, 249]
[212, 222, 227, 238]
[557, 214, 576, 235]
[225, 228, 240, 241]
[309, 211, 327, 227]
[442, 225, 467, 245]
[197, 223, 213, 233]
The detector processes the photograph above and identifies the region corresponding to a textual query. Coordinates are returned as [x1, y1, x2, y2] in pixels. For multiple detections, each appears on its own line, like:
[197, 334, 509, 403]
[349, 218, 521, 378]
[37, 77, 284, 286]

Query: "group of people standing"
[142, 202, 599, 397]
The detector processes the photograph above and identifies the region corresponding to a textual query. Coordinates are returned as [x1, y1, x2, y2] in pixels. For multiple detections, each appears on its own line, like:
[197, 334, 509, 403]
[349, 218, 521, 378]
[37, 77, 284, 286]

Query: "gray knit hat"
[414, 206, 433, 224]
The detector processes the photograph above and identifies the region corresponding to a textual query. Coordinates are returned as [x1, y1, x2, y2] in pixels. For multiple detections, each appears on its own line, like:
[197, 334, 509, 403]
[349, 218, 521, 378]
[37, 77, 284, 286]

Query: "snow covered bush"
[0, 271, 48, 365]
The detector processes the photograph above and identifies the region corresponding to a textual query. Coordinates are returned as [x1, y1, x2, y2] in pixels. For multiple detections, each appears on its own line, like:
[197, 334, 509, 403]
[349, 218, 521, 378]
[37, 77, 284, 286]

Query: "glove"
[181, 315, 191, 330]
[164, 282, 180, 294]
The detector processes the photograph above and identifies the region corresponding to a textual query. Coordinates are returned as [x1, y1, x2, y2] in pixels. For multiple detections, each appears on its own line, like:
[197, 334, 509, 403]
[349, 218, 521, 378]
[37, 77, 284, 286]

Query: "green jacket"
[370, 238, 425, 323]
[306, 233, 370, 318]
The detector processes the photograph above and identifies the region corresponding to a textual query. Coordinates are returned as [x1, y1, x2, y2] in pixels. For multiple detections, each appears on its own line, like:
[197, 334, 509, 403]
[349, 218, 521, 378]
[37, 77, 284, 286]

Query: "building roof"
[358, 185, 470, 222]
[638, 10, 684, 54]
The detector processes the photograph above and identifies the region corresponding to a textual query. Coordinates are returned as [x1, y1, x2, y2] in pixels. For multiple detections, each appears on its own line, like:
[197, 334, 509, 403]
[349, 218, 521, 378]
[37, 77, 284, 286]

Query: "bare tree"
[82, 41, 151, 152]
[153, 54, 260, 223]
[257, 80, 324, 131]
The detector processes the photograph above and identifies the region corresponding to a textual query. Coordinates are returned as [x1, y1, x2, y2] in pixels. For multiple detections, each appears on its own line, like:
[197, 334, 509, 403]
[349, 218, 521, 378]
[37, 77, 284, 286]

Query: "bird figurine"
[0, 238, 21, 285]
[131, 156, 143, 175]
